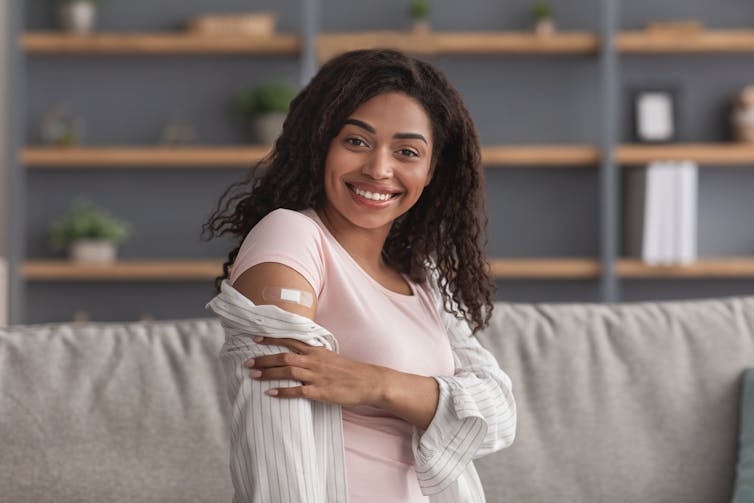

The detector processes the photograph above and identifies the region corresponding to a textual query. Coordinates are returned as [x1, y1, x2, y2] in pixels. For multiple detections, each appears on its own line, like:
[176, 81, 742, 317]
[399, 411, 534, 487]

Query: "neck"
[315, 205, 392, 272]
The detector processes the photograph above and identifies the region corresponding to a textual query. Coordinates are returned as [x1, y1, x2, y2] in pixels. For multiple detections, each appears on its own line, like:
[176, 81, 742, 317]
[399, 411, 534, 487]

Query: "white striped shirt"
[206, 278, 516, 502]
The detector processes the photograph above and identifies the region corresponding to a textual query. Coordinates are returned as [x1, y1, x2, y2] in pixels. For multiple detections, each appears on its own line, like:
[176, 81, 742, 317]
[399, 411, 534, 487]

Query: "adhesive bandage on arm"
[262, 286, 314, 308]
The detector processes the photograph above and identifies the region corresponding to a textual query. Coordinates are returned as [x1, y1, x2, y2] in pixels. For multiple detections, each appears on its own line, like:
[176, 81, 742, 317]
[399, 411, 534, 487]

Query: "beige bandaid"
[261, 286, 314, 308]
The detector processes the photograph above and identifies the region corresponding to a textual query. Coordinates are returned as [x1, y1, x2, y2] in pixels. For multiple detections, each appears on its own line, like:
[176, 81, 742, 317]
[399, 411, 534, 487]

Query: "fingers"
[266, 385, 318, 400]
[250, 365, 314, 383]
[247, 351, 304, 370]
[253, 336, 312, 354]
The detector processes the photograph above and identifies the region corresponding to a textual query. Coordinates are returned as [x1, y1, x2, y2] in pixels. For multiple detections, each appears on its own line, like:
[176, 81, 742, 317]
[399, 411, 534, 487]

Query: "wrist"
[371, 365, 396, 409]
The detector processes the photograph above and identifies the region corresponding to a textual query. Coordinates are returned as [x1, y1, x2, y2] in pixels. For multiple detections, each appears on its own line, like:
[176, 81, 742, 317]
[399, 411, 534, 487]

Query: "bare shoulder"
[232, 262, 318, 320]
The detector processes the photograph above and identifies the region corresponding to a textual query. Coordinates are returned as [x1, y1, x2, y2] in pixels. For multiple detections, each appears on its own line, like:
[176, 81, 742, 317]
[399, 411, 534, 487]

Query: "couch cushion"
[475, 295, 754, 503]
[0, 318, 232, 503]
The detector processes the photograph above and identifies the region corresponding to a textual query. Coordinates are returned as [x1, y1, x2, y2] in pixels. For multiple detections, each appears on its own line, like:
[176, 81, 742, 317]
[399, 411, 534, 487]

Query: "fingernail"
[244, 358, 254, 367]
[253, 336, 264, 343]
[266, 389, 278, 396]
[250, 370, 262, 378]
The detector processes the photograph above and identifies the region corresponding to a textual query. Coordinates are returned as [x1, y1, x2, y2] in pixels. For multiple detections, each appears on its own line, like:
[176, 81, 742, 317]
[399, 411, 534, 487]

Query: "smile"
[347, 184, 401, 202]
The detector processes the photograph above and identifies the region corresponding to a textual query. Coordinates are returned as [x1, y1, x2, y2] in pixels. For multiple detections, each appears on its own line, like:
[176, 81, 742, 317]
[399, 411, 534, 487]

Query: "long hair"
[200, 49, 494, 333]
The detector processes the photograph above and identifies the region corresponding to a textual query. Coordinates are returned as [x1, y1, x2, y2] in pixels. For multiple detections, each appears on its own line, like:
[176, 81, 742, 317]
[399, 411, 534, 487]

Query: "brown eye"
[399, 148, 419, 158]
[346, 137, 368, 147]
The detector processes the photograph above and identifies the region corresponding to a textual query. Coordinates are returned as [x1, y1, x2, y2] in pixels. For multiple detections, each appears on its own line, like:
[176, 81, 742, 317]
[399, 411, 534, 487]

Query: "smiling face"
[320, 92, 434, 236]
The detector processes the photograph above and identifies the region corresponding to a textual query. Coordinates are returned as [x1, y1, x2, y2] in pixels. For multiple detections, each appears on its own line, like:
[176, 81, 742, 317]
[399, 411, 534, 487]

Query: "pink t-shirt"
[229, 208, 455, 502]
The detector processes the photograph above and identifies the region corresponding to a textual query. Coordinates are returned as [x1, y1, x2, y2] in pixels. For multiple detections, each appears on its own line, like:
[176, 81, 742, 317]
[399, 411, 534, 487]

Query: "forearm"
[373, 367, 439, 430]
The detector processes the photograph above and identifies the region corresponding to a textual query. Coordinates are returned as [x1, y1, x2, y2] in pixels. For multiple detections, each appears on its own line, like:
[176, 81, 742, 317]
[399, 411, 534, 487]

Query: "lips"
[346, 182, 402, 202]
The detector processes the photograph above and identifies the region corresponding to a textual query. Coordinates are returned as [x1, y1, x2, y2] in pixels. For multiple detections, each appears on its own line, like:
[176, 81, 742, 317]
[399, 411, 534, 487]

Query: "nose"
[362, 147, 394, 179]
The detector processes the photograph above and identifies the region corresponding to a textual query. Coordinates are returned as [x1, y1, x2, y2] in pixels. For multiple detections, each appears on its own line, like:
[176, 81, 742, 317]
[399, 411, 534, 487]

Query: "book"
[624, 161, 682, 265]
[678, 161, 698, 264]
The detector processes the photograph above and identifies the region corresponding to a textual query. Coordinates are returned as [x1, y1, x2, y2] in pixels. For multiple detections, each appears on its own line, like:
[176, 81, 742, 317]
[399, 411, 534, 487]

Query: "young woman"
[203, 49, 516, 503]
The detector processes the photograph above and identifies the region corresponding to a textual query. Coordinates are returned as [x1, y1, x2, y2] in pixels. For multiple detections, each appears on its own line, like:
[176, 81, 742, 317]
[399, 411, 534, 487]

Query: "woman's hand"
[244, 337, 387, 408]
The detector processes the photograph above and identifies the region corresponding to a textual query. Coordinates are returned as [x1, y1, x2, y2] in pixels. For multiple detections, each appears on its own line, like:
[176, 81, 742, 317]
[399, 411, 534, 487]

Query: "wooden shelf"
[22, 257, 754, 280]
[483, 145, 599, 166]
[317, 31, 600, 60]
[21, 146, 272, 167]
[21, 145, 598, 168]
[21, 31, 300, 55]
[23, 259, 224, 280]
[617, 258, 754, 278]
[22, 258, 601, 280]
[617, 29, 754, 53]
[489, 258, 602, 279]
[22, 29, 754, 57]
[617, 143, 754, 165]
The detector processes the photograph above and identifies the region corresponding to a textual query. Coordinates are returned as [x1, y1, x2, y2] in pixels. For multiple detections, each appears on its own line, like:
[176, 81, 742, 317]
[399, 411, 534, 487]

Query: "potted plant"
[58, 0, 102, 34]
[238, 82, 297, 144]
[48, 197, 131, 264]
[409, 0, 430, 33]
[531, 1, 555, 36]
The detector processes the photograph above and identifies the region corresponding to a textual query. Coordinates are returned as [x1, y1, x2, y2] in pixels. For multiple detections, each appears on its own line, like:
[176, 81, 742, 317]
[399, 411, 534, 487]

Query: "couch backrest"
[475, 295, 754, 503]
[1, 296, 753, 503]
[0, 318, 232, 503]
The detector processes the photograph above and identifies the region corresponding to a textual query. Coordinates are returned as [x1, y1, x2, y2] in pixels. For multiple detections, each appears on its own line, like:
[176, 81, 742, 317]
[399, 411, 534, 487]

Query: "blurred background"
[2, 0, 754, 325]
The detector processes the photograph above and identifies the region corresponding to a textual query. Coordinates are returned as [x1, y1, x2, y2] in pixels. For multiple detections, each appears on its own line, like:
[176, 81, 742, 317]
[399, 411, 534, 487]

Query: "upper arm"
[232, 262, 318, 320]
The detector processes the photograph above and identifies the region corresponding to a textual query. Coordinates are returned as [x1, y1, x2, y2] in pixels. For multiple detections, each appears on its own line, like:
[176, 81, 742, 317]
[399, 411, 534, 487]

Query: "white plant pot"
[535, 18, 555, 37]
[250, 113, 286, 144]
[411, 19, 430, 34]
[59, 2, 97, 35]
[69, 239, 117, 264]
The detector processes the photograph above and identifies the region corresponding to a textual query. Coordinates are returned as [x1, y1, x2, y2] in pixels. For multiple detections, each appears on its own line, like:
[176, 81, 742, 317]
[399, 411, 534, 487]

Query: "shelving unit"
[8, 0, 754, 323]
[21, 32, 301, 55]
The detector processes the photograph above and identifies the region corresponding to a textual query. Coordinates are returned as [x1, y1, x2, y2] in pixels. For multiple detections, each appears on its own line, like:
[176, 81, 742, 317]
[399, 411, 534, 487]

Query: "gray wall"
[11, 0, 754, 323]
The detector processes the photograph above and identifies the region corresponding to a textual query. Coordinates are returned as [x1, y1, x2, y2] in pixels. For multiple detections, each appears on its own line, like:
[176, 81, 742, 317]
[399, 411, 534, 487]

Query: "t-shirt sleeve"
[228, 209, 326, 295]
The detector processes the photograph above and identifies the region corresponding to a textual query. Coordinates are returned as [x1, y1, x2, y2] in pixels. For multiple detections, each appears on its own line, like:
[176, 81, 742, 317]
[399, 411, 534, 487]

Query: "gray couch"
[1, 295, 753, 503]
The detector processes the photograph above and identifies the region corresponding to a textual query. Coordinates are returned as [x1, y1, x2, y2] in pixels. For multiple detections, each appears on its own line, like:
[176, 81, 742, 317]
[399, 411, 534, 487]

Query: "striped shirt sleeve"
[412, 282, 517, 496]
[207, 281, 346, 502]
[219, 334, 328, 503]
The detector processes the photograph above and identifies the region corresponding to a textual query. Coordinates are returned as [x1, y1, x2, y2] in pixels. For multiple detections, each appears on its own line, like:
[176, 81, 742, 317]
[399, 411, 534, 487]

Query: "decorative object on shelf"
[72, 309, 90, 323]
[732, 85, 754, 143]
[40, 103, 85, 146]
[58, 0, 102, 35]
[48, 197, 131, 264]
[238, 82, 297, 144]
[186, 12, 276, 37]
[644, 20, 704, 37]
[631, 86, 680, 143]
[159, 114, 197, 145]
[531, 1, 555, 37]
[408, 0, 430, 34]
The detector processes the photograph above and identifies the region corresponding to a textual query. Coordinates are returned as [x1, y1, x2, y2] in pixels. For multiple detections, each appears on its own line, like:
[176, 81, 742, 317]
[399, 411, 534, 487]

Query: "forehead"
[346, 92, 432, 139]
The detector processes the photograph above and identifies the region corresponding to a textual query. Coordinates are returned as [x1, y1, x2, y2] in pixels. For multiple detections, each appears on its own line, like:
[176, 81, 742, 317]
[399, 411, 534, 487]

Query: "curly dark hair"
[200, 49, 494, 333]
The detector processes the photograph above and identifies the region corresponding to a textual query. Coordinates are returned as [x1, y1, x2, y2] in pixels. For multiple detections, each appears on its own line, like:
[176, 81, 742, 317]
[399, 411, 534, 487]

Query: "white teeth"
[352, 186, 394, 201]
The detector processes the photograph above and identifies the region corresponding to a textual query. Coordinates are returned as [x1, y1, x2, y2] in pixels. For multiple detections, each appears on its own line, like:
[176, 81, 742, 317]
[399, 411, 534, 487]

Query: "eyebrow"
[343, 118, 428, 145]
